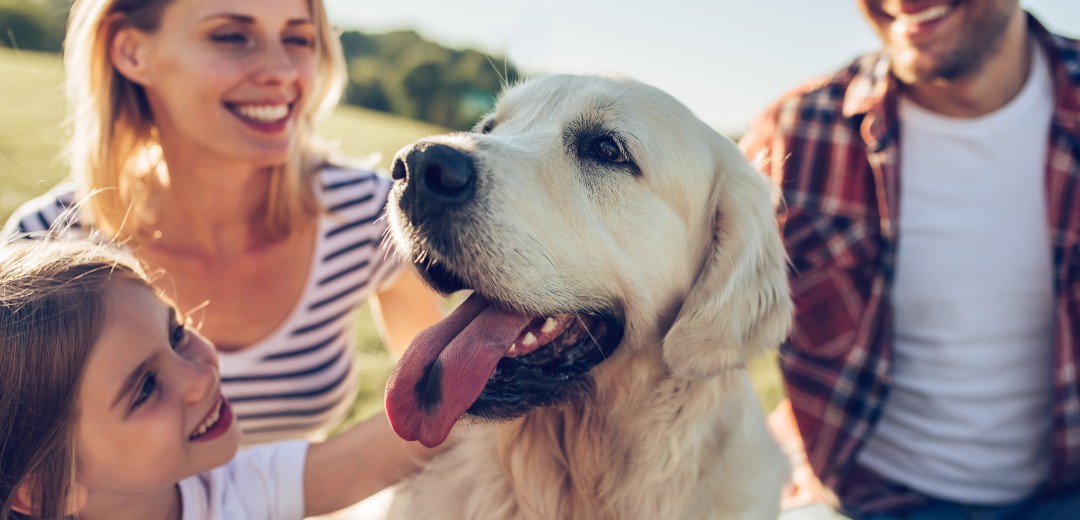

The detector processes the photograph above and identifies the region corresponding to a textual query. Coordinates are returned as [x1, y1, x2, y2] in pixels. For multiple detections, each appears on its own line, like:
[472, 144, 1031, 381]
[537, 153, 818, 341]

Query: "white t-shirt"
[178, 440, 309, 520]
[857, 44, 1055, 503]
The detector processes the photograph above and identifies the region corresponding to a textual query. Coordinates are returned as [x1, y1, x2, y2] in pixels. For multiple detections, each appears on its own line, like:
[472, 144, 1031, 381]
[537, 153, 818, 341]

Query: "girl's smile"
[188, 396, 235, 442]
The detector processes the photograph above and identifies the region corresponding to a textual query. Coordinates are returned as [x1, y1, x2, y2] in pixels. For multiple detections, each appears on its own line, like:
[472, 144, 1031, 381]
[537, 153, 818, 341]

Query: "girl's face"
[118, 0, 318, 167]
[75, 280, 241, 496]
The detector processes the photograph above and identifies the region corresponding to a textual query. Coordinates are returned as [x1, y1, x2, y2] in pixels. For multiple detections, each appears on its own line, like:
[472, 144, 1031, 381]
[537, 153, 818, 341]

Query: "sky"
[324, 1, 1080, 136]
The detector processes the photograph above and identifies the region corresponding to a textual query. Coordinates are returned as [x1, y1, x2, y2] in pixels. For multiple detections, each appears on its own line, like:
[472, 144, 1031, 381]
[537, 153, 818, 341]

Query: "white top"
[857, 44, 1056, 503]
[3, 166, 402, 444]
[178, 440, 309, 520]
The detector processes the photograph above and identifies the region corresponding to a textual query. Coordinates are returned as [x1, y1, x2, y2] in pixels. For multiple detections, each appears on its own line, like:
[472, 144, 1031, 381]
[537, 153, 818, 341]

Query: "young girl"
[0, 239, 441, 520]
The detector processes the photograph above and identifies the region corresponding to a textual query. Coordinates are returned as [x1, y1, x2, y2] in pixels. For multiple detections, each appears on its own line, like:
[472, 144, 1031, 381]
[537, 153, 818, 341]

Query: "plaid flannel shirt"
[740, 14, 1080, 516]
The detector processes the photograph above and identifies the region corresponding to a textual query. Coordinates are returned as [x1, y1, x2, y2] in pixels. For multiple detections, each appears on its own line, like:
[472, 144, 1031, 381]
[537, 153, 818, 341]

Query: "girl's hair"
[64, 0, 348, 241]
[0, 239, 151, 520]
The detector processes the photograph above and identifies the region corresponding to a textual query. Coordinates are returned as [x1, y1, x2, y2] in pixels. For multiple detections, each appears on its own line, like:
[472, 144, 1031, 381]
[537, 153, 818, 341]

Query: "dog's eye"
[479, 118, 496, 134]
[590, 136, 627, 164]
[571, 125, 639, 175]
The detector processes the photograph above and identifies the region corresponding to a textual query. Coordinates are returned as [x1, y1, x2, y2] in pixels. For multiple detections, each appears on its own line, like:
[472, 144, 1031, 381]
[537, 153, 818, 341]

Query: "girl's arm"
[369, 266, 447, 358]
[303, 411, 447, 516]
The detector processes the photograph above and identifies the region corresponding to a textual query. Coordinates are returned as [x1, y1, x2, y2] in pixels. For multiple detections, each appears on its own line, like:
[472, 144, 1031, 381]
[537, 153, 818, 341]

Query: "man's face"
[857, 0, 1021, 84]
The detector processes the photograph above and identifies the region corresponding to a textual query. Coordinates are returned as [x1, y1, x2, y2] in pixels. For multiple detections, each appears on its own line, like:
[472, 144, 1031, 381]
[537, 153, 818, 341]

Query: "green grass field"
[0, 47, 782, 428]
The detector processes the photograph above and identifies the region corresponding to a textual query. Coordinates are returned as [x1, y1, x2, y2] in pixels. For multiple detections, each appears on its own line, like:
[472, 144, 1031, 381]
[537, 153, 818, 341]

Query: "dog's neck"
[393, 354, 784, 520]
[488, 361, 746, 519]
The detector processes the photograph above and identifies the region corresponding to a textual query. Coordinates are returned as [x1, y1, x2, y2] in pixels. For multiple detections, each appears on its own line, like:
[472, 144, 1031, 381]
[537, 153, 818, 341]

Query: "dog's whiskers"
[577, 316, 607, 360]
[484, 53, 510, 91]
[526, 234, 558, 272]
[378, 227, 400, 264]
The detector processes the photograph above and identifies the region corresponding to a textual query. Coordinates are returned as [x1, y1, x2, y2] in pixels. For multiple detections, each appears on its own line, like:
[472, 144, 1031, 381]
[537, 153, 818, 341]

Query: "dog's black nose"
[392, 142, 477, 219]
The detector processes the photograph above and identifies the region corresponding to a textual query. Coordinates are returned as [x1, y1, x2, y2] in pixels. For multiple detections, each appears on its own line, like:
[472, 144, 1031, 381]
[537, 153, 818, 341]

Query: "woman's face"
[117, 0, 318, 167]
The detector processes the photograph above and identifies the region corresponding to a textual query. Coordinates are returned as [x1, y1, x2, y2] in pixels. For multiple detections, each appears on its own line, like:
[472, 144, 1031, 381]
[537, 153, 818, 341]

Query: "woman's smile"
[225, 101, 295, 133]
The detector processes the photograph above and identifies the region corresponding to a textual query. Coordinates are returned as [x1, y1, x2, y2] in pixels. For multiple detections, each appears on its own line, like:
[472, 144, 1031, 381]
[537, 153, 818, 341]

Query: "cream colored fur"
[384, 74, 792, 520]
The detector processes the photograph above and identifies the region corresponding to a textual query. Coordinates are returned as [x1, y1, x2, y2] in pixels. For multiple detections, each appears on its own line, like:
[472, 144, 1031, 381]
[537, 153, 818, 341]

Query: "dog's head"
[384, 75, 792, 447]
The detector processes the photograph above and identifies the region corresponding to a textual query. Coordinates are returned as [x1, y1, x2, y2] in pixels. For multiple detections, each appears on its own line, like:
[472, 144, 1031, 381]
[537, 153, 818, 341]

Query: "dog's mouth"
[384, 260, 624, 448]
[412, 254, 470, 294]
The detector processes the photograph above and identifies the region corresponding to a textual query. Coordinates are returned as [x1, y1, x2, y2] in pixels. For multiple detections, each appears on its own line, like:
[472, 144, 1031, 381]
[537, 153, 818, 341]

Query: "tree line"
[1, 0, 521, 130]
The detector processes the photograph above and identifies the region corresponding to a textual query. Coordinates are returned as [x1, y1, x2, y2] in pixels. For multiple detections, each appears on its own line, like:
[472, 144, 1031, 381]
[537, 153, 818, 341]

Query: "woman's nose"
[254, 40, 301, 85]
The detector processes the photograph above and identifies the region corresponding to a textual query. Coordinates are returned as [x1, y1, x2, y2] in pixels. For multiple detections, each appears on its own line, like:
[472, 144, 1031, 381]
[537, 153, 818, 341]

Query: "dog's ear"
[661, 140, 792, 379]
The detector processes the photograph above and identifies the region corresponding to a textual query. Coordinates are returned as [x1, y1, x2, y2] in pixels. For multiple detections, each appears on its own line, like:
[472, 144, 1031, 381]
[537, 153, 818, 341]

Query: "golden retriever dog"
[381, 74, 792, 520]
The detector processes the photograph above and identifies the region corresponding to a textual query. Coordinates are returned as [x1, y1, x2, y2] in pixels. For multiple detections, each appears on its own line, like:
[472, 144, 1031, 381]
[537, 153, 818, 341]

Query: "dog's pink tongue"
[385, 292, 531, 447]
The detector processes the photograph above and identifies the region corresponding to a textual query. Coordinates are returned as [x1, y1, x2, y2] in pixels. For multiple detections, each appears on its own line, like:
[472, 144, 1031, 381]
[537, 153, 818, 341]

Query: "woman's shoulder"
[1, 182, 83, 238]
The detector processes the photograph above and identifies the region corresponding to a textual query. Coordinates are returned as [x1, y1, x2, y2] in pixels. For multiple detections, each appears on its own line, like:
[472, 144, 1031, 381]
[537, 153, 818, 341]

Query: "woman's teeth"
[231, 103, 289, 123]
[191, 399, 223, 439]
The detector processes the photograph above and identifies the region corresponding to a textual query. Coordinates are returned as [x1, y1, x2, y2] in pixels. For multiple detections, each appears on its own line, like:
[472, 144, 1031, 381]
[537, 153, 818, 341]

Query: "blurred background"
[323, 0, 1080, 136]
[2, 0, 1078, 421]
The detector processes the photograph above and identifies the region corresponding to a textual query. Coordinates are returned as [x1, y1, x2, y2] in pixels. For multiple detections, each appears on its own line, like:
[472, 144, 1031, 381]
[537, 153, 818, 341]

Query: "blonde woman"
[3, 0, 445, 447]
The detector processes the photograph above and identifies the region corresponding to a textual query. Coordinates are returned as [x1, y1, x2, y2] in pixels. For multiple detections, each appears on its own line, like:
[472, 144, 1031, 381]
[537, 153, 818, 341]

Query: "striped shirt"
[3, 166, 402, 444]
[739, 14, 1080, 516]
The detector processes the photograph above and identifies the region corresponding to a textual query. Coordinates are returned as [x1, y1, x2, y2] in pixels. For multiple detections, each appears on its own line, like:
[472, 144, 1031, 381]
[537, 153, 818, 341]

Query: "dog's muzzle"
[384, 140, 626, 449]
[391, 142, 477, 223]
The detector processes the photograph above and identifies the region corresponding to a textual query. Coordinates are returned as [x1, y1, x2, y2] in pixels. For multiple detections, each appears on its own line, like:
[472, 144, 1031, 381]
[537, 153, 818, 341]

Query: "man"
[740, 1, 1080, 518]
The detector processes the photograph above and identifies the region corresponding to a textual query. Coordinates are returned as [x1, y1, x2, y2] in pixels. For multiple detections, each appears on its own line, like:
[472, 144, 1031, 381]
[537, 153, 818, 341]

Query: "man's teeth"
[232, 104, 289, 122]
[193, 400, 223, 437]
[895, 5, 951, 25]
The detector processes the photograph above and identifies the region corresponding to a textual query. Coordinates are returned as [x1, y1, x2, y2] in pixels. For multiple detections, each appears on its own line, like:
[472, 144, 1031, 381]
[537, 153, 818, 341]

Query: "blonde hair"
[0, 238, 152, 520]
[64, 0, 348, 241]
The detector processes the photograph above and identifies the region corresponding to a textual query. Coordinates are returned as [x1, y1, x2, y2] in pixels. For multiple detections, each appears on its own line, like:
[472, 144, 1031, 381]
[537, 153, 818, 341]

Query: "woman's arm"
[369, 266, 447, 358]
[767, 398, 838, 511]
[302, 267, 449, 516]
[302, 411, 447, 517]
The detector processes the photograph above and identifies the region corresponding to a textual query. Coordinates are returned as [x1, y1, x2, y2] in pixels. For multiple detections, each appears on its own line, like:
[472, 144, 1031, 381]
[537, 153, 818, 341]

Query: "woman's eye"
[591, 136, 627, 163]
[284, 35, 314, 48]
[170, 324, 187, 349]
[132, 373, 158, 410]
[210, 33, 248, 45]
